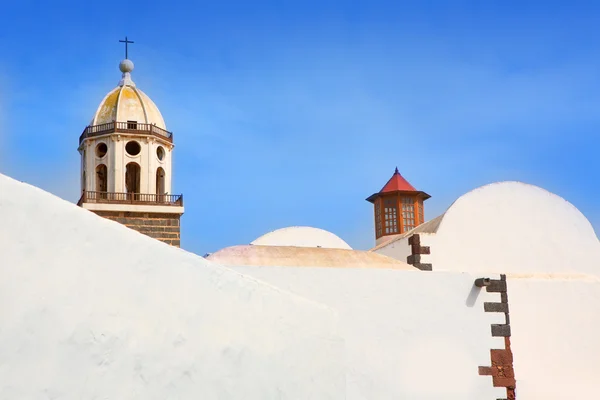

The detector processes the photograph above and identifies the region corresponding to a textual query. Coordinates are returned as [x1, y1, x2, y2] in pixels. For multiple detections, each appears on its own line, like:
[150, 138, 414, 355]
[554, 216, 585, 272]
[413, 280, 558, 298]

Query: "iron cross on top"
[119, 36, 134, 59]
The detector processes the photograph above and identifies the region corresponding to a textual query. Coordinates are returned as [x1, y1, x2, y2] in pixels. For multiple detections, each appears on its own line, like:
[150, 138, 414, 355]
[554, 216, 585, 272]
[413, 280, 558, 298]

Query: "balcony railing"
[79, 121, 173, 144]
[78, 190, 183, 207]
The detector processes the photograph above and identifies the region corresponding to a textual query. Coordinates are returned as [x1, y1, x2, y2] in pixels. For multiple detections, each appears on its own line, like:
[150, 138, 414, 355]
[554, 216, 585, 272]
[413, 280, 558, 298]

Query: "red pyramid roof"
[366, 167, 430, 203]
[380, 167, 417, 193]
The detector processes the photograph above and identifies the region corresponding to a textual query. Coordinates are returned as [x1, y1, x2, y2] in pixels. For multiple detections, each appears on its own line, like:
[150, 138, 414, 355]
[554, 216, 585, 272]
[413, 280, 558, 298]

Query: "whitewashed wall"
[508, 275, 600, 399]
[231, 266, 507, 400]
[80, 136, 172, 195]
[374, 233, 436, 266]
[0, 174, 345, 400]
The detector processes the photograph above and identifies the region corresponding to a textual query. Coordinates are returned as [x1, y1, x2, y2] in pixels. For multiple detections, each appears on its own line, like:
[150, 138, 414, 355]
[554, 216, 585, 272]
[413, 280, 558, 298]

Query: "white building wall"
[374, 233, 436, 266]
[85, 141, 94, 191]
[147, 139, 156, 194]
[121, 138, 143, 192]
[230, 266, 507, 400]
[166, 143, 173, 194]
[140, 137, 151, 193]
[96, 139, 109, 190]
[79, 146, 86, 192]
[79, 147, 84, 192]
[81, 135, 173, 195]
[508, 275, 600, 399]
[0, 173, 344, 399]
[148, 140, 173, 194]
[108, 137, 118, 192]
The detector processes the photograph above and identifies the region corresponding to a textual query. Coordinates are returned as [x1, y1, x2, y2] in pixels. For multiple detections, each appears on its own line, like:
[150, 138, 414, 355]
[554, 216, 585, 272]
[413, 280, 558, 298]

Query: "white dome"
[90, 60, 166, 130]
[251, 226, 352, 250]
[431, 181, 600, 276]
[207, 245, 414, 269]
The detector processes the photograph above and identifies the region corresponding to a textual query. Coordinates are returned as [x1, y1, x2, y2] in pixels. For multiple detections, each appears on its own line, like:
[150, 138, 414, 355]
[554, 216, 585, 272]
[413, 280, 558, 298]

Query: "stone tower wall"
[93, 211, 181, 247]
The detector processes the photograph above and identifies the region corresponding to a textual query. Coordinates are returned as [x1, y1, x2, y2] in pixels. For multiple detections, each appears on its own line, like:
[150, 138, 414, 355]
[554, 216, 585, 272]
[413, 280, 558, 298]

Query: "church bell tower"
[77, 40, 184, 247]
[366, 168, 430, 245]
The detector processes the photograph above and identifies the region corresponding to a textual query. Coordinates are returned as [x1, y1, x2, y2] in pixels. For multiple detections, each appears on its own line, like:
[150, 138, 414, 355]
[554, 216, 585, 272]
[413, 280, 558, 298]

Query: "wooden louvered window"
[402, 197, 415, 232]
[384, 197, 398, 234]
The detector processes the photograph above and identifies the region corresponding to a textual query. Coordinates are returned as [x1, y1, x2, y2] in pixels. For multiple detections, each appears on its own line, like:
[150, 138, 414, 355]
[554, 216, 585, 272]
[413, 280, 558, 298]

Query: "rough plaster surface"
[508, 275, 600, 399]
[0, 174, 345, 399]
[231, 266, 507, 400]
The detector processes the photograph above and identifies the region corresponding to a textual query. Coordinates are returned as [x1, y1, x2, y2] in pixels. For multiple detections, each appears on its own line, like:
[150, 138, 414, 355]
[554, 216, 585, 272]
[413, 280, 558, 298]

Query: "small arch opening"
[125, 140, 141, 156]
[125, 162, 141, 199]
[96, 164, 107, 198]
[156, 167, 166, 198]
[95, 142, 108, 158]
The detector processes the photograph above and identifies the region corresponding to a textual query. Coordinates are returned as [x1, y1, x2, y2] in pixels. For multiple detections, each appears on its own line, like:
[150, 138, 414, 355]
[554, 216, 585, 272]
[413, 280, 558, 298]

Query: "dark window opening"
[156, 167, 166, 196]
[96, 164, 108, 199]
[125, 162, 141, 199]
[156, 146, 165, 161]
[125, 140, 141, 156]
[95, 142, 108, 158]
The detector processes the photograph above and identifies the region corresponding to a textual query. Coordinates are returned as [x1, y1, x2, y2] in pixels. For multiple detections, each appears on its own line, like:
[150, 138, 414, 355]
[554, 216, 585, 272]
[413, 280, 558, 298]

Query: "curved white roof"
[208, 245, 415, 270]
[431, 181, 600, 275]
[90, 60, 166, 130]
[251, 226, 352, 250]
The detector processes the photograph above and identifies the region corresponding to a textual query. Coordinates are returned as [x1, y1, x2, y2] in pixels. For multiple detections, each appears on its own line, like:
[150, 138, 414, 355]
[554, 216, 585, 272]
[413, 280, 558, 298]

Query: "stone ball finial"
[119, 59, 134, 73]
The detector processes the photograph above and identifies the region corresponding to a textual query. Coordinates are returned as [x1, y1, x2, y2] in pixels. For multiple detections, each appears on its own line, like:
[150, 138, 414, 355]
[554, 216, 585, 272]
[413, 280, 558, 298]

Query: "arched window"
[156, 167, 165, 197]
[125, 162, 141, 200]
[96, 164, 107, 199]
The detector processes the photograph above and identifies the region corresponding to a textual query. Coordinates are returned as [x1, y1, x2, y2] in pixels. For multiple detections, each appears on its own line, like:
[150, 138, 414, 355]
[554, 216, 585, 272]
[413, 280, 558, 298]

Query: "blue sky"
[1, 1, 599, 254]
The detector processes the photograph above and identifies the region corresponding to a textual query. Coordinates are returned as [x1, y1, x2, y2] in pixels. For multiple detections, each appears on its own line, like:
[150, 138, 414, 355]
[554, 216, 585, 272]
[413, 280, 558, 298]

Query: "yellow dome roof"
[91, 59, 166, 130]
